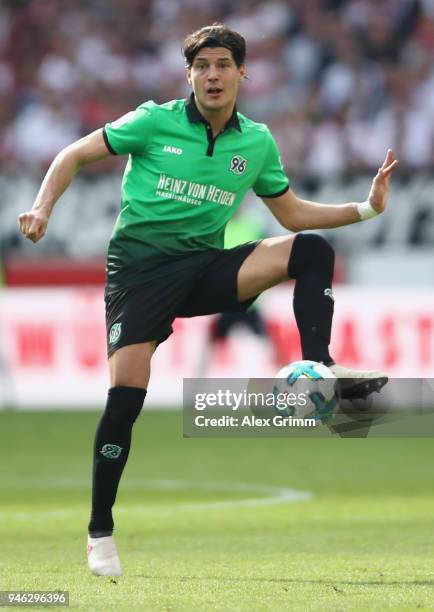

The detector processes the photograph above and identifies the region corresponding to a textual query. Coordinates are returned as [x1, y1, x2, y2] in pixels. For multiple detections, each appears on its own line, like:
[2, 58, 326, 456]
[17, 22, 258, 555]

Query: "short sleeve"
[253, 129, 290, 198]
[103, 102, 156, 156]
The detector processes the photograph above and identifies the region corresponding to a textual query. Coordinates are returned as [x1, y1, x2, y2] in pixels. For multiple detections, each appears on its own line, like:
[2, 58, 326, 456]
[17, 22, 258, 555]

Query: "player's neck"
[195, 99, 235, 138]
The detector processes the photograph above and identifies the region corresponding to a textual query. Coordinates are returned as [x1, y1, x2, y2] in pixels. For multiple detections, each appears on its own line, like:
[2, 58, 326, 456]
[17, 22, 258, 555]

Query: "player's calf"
[288, 233, 335, 365]
[88, 386, 146, 536]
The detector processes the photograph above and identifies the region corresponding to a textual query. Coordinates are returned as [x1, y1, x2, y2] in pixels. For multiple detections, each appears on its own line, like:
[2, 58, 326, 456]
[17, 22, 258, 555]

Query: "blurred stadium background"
[1, 0, 434, 408]
[1, 2, 434, 608]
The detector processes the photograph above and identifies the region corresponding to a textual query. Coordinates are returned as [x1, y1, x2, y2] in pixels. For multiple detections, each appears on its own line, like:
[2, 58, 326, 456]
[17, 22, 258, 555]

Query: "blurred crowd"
[1, 0, 434, 179]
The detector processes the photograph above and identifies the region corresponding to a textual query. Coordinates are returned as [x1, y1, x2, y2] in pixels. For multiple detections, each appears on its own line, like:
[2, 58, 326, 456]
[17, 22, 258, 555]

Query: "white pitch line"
[141, 479, 312, 509]
[0, 479, 312, 520]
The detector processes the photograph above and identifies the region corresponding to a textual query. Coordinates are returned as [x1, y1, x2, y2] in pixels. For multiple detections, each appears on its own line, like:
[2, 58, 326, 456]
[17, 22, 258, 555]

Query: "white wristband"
[356, 200, 378, 221]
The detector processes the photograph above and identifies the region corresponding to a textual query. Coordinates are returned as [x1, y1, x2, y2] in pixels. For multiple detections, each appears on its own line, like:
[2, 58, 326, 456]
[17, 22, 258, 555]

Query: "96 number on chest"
[230, 155, 247, 175]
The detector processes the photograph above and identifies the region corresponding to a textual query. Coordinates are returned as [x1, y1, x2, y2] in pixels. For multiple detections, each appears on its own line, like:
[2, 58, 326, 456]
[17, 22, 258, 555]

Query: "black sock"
[88, 386, 146, 536]
[288, 233, 335, 365]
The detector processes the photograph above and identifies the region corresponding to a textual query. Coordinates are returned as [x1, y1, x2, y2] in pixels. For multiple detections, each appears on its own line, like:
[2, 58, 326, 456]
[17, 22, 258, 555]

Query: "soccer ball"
[272, 360, 339, 424]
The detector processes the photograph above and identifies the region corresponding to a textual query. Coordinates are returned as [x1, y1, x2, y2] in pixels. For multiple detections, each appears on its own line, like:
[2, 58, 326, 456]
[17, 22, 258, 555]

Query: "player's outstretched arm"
[18, 129, 110, 243]
[263, 149, 399, 232]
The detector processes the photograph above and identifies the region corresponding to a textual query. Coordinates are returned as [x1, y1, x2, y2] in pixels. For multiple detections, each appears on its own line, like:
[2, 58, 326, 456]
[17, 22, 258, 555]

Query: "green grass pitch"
[1, 410, 434, 610]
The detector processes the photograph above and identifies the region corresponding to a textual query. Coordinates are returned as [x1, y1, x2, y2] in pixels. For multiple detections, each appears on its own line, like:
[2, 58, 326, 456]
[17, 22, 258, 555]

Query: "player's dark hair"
[183, 23, 246, 68]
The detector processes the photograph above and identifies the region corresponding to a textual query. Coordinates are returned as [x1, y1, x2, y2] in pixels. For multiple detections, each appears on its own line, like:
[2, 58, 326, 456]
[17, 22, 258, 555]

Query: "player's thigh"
[237, 235, 296, 302]
[108, 341, 157, 389]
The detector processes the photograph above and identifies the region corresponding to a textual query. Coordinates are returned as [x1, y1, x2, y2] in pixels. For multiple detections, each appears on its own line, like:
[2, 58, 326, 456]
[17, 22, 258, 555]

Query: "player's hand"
[18, 210, 49, 243]
[367, 149, 399, 214]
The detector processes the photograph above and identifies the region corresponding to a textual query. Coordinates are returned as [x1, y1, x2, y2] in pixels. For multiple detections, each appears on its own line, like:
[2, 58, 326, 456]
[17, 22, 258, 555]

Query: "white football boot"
[329, 364, 388, 399]
[87, 535, 121, 576]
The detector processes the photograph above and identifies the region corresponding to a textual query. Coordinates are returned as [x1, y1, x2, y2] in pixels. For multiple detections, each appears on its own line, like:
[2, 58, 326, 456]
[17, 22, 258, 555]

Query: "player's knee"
[288, 233, 334, 278]
[104, 386, 147, 428]
[306, 234, 334, 269]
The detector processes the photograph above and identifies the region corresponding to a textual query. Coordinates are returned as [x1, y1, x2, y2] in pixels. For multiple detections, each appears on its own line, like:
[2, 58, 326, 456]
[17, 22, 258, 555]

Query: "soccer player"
[18, 24, 398, 576]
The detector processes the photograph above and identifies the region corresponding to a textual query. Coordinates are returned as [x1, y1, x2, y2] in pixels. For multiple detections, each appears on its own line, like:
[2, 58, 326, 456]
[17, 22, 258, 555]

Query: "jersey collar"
[185, 93, 242, 133]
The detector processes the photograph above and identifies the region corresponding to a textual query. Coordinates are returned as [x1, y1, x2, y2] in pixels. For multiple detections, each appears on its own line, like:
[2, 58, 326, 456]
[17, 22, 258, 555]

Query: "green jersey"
[103, 94, 289, 293]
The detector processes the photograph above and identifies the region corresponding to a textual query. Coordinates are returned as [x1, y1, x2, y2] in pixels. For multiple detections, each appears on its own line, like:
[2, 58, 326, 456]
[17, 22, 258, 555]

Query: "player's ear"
[186, 67, 192, 85]
[239, 64, 246, 81]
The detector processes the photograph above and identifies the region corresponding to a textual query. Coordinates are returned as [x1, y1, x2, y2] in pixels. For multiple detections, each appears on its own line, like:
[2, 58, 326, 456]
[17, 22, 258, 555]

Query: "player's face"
[187, 47, 245, 115]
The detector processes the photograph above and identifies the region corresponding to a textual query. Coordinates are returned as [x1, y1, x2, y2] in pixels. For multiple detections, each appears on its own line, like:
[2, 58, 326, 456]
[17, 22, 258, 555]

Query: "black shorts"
[105, 241, 260, 357]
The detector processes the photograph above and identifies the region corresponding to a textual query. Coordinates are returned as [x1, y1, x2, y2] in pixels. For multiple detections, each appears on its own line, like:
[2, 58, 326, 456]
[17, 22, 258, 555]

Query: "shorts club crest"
[109, 323, 122, 345]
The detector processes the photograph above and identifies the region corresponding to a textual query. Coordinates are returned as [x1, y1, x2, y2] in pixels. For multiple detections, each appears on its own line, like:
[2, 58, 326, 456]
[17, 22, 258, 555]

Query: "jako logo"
[163, 145, 183, 155]
[324, 288, 334, 301]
